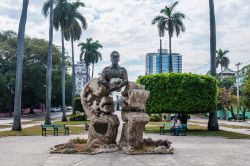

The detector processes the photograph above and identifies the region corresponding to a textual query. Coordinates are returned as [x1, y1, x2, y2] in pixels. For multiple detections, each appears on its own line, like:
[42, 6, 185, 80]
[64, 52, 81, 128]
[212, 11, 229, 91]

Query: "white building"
[75, 62, 89, 95]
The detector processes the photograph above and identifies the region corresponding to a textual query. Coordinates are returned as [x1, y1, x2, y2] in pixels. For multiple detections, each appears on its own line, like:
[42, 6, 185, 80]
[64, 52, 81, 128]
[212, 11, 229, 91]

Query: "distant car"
[50, 107, 61, 112]
[67, 106, 73, 111]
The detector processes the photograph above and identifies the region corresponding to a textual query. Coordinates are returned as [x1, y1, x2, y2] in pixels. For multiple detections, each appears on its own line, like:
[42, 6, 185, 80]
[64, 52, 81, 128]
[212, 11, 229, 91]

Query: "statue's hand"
[110, 85, 119, 91]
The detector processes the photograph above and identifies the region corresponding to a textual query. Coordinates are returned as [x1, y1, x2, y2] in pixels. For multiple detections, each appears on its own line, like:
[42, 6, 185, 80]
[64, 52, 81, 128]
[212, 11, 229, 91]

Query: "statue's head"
[111, 51, 120, 66]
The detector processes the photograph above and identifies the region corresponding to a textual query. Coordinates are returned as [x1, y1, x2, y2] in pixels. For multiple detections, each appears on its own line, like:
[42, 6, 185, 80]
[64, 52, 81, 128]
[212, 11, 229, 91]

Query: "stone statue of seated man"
[81, 51, 150, 151]
[98, 51, 128, 92]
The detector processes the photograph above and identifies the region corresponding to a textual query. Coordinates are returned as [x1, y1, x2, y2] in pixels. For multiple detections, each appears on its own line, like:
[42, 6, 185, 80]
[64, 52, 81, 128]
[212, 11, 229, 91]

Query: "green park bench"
[41, 124, 56, 136]
[159, 123, 173, 135]
[160, 123, 187, 136]
[170, 124, 187, 136]
[53, 124, 69, 136]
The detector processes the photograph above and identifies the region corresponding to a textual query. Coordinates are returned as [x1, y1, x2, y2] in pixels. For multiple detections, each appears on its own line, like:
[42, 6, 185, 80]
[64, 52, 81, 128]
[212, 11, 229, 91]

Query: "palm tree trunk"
[12, 0, 29, 131]
[208, 0, 219, 131]
[92, 63, 94, 78]
[242, 108, 246, 121]
[223, 109, 227, 120]
[221, 64, 223, 78]
[85, 64, 89, 82]
[160, 39, 162, 73]
[45, 0, 54, 125]
[61, 29, 67, 122]
[230, 106, 236, 120]
[71, 38, 76, 115]
[168, 31, 173, 73]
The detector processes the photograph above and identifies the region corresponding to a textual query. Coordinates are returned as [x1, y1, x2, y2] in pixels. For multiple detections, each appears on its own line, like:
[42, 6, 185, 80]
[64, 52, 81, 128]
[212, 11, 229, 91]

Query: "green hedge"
[149, 114, 162, 121]
[74, 97, 84, 113]
[69, 113, 87, 121]
[137, 73, 218, 114]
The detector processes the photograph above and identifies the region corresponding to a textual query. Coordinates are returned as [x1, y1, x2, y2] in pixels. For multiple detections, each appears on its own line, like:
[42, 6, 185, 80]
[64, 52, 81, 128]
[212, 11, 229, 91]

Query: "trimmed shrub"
[74, 97, 84, 113]
[69, 113, 87, 121]
[71, 137, 87, 144]
[137, 73, 217, 114]
[149, 114, 162, 121]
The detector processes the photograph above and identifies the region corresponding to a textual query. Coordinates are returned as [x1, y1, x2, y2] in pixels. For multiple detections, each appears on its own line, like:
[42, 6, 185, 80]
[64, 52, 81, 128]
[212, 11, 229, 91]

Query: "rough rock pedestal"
[119, 82, 150, 149]
[81, 78, 120, 149]
[87, 114, 119, 148]
[119, 112, 149, 148]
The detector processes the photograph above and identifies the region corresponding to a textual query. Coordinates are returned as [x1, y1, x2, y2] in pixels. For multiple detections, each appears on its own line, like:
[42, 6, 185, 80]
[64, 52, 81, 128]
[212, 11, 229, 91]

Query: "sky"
[0, 0, 250, 81]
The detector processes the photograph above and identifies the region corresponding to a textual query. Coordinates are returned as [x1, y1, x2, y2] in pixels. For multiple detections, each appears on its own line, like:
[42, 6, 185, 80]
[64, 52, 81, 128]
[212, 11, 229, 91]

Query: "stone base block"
[88, 114, 119, 148]
[119, 112, 149, 148]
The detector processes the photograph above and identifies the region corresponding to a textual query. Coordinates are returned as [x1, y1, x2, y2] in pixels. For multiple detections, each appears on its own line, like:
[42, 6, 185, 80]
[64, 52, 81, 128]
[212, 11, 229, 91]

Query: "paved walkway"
[0, 134, 249, 166]
[191, 116, 250, 127]
[1, 112, 250, 166]
[0, 112, 71, 132]
[183, 116, 250, 135]
[190, 122, 250, 135]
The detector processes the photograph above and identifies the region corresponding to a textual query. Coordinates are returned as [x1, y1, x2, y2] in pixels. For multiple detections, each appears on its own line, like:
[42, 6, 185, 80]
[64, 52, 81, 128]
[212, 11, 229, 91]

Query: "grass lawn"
[145, 124, 250, 139]
[53, 120, 89, 125]
[0, 125, 12, 129]
[31, 117, 61, 122]
[0, 125, 84, 137]
[148, 121, 172, 126]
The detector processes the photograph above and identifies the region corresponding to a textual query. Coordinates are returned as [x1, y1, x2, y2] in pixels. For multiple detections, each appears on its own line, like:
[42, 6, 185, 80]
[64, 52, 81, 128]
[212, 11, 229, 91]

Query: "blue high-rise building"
[146, 49, 182, 74]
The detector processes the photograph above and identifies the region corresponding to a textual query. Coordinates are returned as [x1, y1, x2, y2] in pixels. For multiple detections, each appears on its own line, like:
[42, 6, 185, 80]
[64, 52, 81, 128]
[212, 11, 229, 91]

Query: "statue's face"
[111, 52, 120, 66]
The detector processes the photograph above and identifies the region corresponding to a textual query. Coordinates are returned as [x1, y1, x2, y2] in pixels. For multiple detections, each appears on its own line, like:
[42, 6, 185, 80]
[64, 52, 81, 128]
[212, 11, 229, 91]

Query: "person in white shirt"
[174, 119, 182, 136]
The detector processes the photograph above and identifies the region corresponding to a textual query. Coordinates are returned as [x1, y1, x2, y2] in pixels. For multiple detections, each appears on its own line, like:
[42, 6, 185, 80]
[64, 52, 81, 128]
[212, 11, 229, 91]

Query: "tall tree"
[12, 0, 29, 131]
[208, 0, 219, 131]
[216, 48, 230, 77]
[78, 38, 103, 79]
[43, 0, 72, 122]
[42, 0, 54, 125]
[152, 1, 185, 73]
[242, 69, 250, 121]
[64, 1, 87, 115]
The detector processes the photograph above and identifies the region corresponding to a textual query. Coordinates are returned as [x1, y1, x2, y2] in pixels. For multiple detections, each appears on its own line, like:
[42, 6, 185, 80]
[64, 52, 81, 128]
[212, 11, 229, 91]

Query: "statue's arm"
[98, 68, 109, 88]
[112, 69, 128, 91]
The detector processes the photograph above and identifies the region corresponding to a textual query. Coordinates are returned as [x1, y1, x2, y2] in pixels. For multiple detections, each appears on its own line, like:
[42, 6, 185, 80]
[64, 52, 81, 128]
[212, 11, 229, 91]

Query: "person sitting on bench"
[171, 118, 182, 136]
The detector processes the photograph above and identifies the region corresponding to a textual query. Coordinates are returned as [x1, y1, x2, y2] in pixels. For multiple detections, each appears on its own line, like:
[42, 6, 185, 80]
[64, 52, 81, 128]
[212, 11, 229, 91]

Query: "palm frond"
[75, 12, 87, 29]
[42, 0, 51, 17]
[170, 1, 179, 12]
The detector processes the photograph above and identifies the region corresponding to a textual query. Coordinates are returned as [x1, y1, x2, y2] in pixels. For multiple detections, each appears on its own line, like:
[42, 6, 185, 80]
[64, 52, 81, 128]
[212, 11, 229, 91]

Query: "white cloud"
[0, 0, 250, 81]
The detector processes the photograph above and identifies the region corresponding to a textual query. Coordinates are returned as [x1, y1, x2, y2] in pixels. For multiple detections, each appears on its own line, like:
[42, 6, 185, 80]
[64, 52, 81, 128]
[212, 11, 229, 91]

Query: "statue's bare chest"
[106, 68, 124, 80]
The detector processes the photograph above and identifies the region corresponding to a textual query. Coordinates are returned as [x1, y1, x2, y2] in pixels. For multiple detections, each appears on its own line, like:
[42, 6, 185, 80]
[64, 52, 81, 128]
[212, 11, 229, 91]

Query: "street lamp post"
[235, 62, 242, 122]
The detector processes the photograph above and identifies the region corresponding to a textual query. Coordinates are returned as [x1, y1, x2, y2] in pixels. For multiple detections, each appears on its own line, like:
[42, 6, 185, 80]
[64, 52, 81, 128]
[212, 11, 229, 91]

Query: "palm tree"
[42, 0, 72, 122]
[42, 0, 54, 125]
[208, 0, 219, 131]
[78, 38, 103, 79]
[90, 47, 102, 78]
[12, 0, 29, 131]
[64, 1, 87, 115]
[152, 1, 185, 73]
[216, 48, 230, 77]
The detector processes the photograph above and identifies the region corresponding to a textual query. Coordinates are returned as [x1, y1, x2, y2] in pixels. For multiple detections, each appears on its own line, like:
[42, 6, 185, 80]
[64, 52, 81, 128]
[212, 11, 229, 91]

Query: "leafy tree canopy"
[0, 30, 72, 112]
